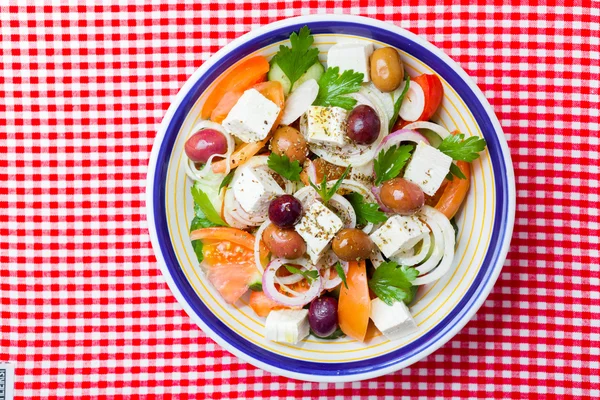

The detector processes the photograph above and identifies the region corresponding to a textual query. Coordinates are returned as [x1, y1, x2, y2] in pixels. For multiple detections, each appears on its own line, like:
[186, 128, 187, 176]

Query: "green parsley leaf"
[368, 261, 418, 306]
[448, 163, 466, 180]
[191, 185, 228, 227]
[313, 67, 364, 110]
[373, 144, 414, 185]
[389, 75, 411, 130]
[437, 134, 487, 162]
[271, 26, 320, 88]
[308, 165, 351, 203]
[267, 153, 302, 182]
[285, 265, 319, 283]
[334, 262, 348, 289]
[345, 192, 387, 225]
[218, 170, 235, 194]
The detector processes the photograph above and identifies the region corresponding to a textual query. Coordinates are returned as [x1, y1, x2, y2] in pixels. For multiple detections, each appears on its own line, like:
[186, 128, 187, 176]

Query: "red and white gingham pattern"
[1, 2, 598, 398]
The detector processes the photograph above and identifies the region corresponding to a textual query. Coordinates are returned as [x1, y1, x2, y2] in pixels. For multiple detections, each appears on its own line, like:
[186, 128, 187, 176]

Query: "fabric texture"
[1, 2, 598, 399]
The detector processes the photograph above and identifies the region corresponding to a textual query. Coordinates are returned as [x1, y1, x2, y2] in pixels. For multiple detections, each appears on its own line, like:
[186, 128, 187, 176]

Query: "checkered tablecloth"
[1, 2, 598, 398]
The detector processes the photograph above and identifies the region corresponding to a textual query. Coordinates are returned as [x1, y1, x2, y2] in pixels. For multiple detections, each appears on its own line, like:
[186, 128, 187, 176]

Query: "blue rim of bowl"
[150, 19, 513, 379]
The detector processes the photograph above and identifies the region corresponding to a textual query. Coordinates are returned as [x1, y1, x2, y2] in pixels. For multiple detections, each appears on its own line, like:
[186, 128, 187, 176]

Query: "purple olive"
[346, 105, 381, 145]
[184, 129, 228, 163]
[268, 195, 302, 228]
[308, 297, 338, 337]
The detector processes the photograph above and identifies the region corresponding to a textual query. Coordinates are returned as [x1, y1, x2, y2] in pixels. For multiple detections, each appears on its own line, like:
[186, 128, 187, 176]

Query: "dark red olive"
[184, 129, 228, 163]
[268, 195, 303, 228]
[308, 297, 338, 337]
[346, 105, 381, 145]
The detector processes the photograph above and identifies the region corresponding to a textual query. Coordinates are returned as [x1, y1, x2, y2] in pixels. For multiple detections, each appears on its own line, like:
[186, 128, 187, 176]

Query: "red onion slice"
[262, 258, 322, 307]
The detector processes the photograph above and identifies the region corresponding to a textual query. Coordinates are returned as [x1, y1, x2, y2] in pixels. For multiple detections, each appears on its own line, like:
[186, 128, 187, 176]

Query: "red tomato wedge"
[412, 74, 443, 121]
[435, 160, 471, 219]
[201, 240, 259, 304]
[338, 260, 371, 342]
[200, 56, 270, 119]
[191, 227, 255, 249]
[249, 290, 287, 317]
[211, 81, 285, 174]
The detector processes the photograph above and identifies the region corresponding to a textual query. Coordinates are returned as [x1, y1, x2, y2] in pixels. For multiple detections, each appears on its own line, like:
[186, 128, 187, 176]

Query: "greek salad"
[184, 27, 487, 344]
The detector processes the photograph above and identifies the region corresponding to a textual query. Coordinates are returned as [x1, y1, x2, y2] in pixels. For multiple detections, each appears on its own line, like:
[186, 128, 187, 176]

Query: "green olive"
[370, 47, 404, 92]
[332, 228, 374, 261]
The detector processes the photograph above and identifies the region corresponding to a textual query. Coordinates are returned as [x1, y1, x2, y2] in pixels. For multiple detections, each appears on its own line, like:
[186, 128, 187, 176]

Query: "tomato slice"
[210, 91, 243, 124]
[191, 227, 268, 263]
[249, 290, 286, 317]
[412, 74, 443, 121]
[201, 56, 270, 119]
[338, 260, 371, 342]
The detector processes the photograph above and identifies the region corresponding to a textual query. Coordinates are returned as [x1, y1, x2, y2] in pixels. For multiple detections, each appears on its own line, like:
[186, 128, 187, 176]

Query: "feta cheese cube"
[370, 298, 418, 341]
[403, 141, 452, 196]
[369, 215, 429, 258]
[222, 88, 281, 143]
[327, 42, 373, 82]
[304, 106, 348, 146]
[295, 200, 343, 263]
[265, 309, 310, 344]
[232, 167, 284, 215]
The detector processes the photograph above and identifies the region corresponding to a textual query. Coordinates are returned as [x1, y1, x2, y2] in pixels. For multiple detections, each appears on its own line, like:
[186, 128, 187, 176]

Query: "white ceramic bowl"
[146, 15, 515, 382]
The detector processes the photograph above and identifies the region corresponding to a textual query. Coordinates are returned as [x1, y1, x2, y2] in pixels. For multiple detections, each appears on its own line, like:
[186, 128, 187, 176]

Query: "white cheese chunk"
[232, 167, 284, 215]
[369, 215, 429, 258]
[304, 106, 348, 146]
[222, 88, 281, 143]
[265, 309, 310, 344]
[295, 200, 343, 263]
[370, 298, 418, 341]
[327, 42, 373, 82]
[403, 141, 452, 196]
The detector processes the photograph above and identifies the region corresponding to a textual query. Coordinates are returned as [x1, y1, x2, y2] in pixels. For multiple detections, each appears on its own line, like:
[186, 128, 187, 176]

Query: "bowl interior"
[148, 16, 514, 382]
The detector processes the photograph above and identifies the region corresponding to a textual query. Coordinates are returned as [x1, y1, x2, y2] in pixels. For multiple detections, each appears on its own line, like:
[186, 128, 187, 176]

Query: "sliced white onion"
[254, 219, 271, 274]
[363, 82, 395, 121]
[184, 120, 235, 181]
[391, 233, 432, 267]
[399, 80, 425, 122]
[379, 129, 429, 152]
[262, 259, 322, 307]
[305, 159, 318, 183]
[412, 206, 456, 286]
[412, 209, 445, 275]
[404, 121, 451, 139]
[370, 249, 385, 269]
[329, 193, 356, 228]
[280, 79, 319, 125]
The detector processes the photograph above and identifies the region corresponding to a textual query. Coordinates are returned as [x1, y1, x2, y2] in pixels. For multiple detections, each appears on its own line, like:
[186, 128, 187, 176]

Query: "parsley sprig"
[334, 262, 348, 289]
[368, 261, 418, 306]
[389, 75, 411, 130]
[438, 134, 487, 180]
[218, 170, 235, 193]
[285, 265, 319, 283]
[345, 192, 387, 225]
[271, 26, 320, 88]
[308, 165, 351, 203]
[267, 153, 302, 182]
[190, 184, 229, 263]
[438, 134, 487, 162]
[313, 67, 364, 110]
[373, 144, 414, 185]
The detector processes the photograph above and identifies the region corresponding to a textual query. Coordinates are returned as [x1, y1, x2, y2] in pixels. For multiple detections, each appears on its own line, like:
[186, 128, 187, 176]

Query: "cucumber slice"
[420, 128, 443, 148]
[268, 62, 325, 97]
[268, 62, 292, 96]
[292, 62, 324, 92]
[248, 270, 263, 291]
